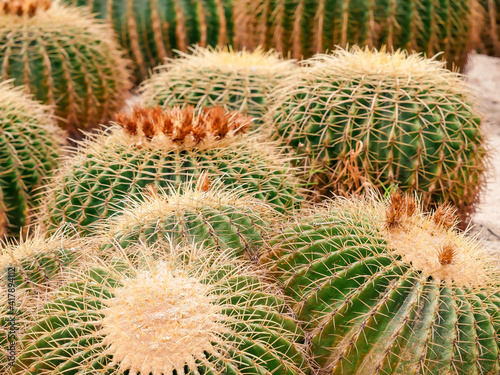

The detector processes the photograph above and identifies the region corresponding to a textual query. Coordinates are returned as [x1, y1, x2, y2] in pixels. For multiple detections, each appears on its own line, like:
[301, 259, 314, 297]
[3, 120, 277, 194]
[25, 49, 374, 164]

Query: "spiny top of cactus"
[0, 0, 51, 17]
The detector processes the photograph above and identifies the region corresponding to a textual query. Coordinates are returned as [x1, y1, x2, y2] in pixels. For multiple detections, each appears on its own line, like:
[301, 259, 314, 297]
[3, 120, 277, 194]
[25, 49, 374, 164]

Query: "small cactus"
[140, 46, 297, 125]
[42, 105, 303, 235]
[269, 48, 487, 218]
[0, 0, 131, 137]
[264, 192, 500, 373]
[11, 244, 310, 374]
[102, 178, 275, 260]
[0, 83, 64, 238]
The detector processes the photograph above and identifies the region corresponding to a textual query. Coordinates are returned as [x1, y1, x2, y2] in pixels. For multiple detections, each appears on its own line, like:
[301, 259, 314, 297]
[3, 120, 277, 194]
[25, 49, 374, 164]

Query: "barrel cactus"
[140, 46, 297, 125]
[237, 0, 475, 67]
[62, 0, 235, 81]
[42, 105, 303, 235]
[11, 244, 310, 374]
[477, 0, 500, 56]
[0, 0, 131, 137]
[264, 192, 500, 373]
[103, 179, 275, 260]
[0, 83, 64, 239]
[269, 48, 487, 218]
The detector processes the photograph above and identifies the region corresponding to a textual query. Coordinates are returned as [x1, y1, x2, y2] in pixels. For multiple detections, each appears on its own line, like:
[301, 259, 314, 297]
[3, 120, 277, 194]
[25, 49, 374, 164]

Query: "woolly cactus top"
[0, 0, 51, 17]
[112, 106, 252, 149]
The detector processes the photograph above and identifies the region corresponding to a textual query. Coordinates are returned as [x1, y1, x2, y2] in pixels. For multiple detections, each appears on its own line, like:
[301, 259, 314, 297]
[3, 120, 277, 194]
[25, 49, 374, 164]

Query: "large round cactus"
[237, 0, 475, 67]
[269, 48, 487, 218]
[0, 0, 131, 137]
[0, 83, 64, 238]
[103, 179, 276, 260]
[62, 0, 235, 81]
[264, 192, 500, 373]
[11, 244, 310, 374]
[140, 46, 297, 125]
[42, 105, 303, 235]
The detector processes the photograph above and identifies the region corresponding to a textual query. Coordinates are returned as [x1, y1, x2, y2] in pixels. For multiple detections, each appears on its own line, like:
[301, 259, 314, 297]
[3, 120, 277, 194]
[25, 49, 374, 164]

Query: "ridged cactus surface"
[0, 83, 63, 238]
[11, 245, 310, 374]
[478, 0, 500, 56]
[0, 1, 131, 137]
[42, 106, 302, 235]
[264, 193, 500, 373]
[62, 0, 235, 81]
[238, 0, 474, 67]
[269, 48, 487, 217]
[140, 47, 297, 124]
[103, 180, 274, 260]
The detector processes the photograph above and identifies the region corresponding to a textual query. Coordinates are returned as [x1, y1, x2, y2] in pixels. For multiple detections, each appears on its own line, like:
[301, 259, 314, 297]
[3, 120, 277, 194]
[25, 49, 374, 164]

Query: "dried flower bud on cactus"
[0, 0, 51, 16]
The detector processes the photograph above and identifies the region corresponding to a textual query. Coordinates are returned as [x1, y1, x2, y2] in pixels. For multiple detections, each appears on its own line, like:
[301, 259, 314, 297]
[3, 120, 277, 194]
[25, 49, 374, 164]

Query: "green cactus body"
[0, 83, 64, 238]
[42, 106, 303, 235]
[269, 48, 487, 218]
[11, 245, 310, 374]
[264, 194, 500, 373]
[140, 47, 297, 125]
[239, 0, 473, 67]
[62, 0, 233, 81]
[0, 2, 131, 137]
[103, 181, 275, 260]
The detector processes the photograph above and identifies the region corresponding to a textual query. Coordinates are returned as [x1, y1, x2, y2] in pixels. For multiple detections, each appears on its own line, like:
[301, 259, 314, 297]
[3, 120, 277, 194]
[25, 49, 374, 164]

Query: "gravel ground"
[465, 53, 500, 253]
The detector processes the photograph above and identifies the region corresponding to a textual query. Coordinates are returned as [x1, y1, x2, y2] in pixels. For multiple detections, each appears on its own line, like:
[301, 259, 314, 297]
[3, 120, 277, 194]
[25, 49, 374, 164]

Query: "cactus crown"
[0, 0, 51, 17]
[115, 106, 250, 146]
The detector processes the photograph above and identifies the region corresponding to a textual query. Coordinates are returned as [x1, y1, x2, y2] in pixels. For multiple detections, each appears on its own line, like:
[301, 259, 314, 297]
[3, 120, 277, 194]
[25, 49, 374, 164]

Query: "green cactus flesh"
[11, 245, 310, 374]
[264, 193, 500, 373]
[0, 2, 131, 137]
[43, 106, 302, 235]
[270, 48, 487, 218]
[0, 83, 63, 238]
[140, 46, 297, 124]
[103, 182, 274, 260]
[62, 0, 234, 81]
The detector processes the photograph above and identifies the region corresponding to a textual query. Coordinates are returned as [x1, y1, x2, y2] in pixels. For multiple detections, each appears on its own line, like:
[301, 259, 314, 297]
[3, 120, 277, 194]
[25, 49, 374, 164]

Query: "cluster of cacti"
[263, 192, 500, 373]
[140, 46, 297, 124]
[9, 244, 310, 374]
[0, 83, 63, 239]
[0, 0, 131, 137]
[41, 105, 303, 235]
[268, 48, 487, 218]
[102, 179, 275, 260]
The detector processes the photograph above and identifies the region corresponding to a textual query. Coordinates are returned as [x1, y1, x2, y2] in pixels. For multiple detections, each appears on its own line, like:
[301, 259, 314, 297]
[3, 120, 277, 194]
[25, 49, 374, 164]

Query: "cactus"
[269, 48, 487, 218]
[61, 0, 235, 81]
[140, 46, 297, 124]
[263, 192, 500, 373]
[0, 83, 64, 238]
[477, 0, 500, 56]
[0, 0, 131, 137]
[11, 244, 310, 374]
[236, 0, 475, 67]
[103, 178, 275, 260]
[42, 106, 303, 235]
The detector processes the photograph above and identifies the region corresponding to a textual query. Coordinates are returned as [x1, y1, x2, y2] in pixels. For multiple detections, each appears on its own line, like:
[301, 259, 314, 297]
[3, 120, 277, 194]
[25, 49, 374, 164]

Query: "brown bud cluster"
[438, 244, 456, 266]
[432, 204, 458, 229]
[115, 106, 251, 144]
[386, 191, 416, 228]
[1, 0, 51, 17]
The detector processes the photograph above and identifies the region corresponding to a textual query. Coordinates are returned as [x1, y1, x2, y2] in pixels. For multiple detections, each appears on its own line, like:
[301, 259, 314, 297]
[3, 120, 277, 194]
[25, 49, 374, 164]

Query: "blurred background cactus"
[477, 0, 500, 56]
[140, 46, 297, 124]
[0, 83, 63, 239]
[269, 48, 488, 220]
[0, 0, 131, 137]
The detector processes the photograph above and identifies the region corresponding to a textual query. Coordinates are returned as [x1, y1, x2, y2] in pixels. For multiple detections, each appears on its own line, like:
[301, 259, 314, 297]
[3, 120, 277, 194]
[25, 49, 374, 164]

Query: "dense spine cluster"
[269, 48, 487, 218]
[0, 1, 131, 137]
[264, 193, 500, 373]
[0, 83, 63, 238]
[10, 245, 310, 374]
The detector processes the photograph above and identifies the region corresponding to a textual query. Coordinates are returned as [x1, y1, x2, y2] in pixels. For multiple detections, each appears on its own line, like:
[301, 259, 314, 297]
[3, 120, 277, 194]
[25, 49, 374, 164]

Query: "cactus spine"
[140, 46, 297, 124]
[42, 106, 303, 235]
[269, 48, 487, 218]
[11, 245, 310, 374]
[0, 83, 64, 238]
[103, 179, 275, 260]
[264, 193, 500, 373]
[0, 0, 131, 137]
